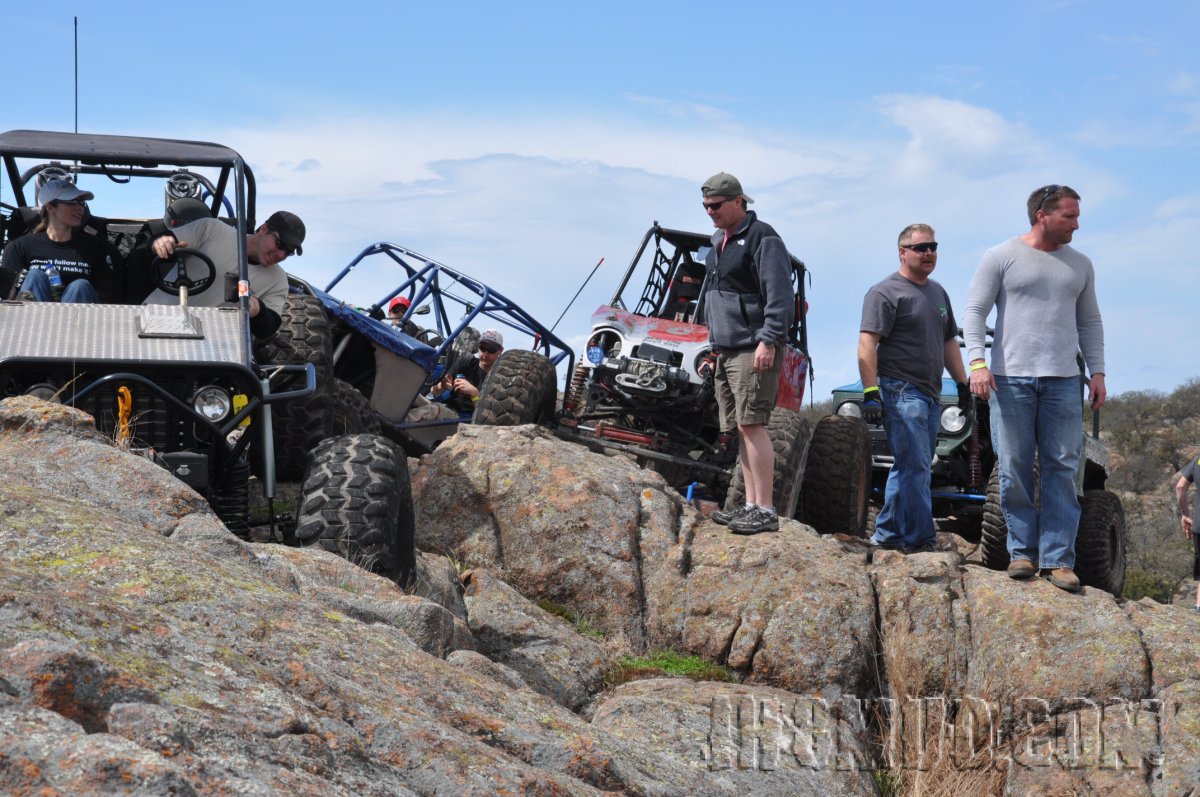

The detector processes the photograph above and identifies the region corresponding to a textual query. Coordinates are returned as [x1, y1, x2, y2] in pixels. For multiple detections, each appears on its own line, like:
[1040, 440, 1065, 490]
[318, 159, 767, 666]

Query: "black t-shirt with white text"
[0, 232, 114, 299]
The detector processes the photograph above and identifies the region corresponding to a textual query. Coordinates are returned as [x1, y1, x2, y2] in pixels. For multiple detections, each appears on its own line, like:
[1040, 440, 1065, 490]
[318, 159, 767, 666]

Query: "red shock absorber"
[563, 362, 588, 412]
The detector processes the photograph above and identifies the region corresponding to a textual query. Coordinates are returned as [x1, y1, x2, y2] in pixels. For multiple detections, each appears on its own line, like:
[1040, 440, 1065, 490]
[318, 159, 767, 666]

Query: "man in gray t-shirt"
[142, 210, 305, 340]
[962, 185, 1105, 593]
[859, 223, 969, 553]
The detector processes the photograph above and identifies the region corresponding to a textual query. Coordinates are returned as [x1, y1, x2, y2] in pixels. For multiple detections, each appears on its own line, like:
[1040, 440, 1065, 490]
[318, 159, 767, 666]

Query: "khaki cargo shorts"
[714, 344, 781, 429]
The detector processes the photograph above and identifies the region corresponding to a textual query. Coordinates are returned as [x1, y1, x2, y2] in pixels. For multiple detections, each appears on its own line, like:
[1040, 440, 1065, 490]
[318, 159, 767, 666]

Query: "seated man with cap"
[442, 329, 505, 416]
[0, 177, 114, 303]
[141, 210, 305, 339]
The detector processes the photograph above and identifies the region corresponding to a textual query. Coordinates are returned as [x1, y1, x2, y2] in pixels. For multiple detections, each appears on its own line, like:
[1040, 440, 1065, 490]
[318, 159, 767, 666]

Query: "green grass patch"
[872, 769, 902, 797]
[535, 598, 605, 639]
[606, 649, 737, 687]
[1122, 568, 1176, 603]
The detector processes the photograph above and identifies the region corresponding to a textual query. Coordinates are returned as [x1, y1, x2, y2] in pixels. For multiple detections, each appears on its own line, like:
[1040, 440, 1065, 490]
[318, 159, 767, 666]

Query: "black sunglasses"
[479, 343, 501, 354]
[269, 230, 296, 257]
[1035, 185, 1062, 213]
[901, 242, 938, 253]
[702, 198, 731, 212]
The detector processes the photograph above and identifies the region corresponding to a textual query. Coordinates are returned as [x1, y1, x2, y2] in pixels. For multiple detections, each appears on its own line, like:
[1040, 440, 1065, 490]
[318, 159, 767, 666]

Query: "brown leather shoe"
[1007, 559, 1036, 579]
[1046, 567, 1081, 593]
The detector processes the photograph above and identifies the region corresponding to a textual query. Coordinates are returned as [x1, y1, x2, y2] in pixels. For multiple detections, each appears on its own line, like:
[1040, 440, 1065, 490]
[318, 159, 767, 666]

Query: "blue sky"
[6, 2, 1199, 399]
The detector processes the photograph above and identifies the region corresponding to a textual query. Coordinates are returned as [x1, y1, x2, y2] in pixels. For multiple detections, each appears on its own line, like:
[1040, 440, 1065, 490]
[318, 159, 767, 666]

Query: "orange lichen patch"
[453, 709, 506, 742]
[283, 660, 309, 684]
[564, 734, 623, 791]
[11, 757, 43, 782]
[150, 625, 171, 637]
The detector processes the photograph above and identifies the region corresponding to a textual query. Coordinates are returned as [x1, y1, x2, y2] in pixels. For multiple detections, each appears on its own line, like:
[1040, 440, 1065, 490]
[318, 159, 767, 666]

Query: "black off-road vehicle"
[0, 130, 415, 584]
[548, 223, 871, 532]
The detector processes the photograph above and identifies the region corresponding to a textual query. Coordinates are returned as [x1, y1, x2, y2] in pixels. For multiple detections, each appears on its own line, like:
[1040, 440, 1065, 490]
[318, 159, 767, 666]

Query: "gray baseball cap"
[38, 177, 94, 206]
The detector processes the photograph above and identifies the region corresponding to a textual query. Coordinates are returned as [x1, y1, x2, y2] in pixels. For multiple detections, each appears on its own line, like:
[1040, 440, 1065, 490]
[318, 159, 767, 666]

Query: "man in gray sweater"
[963, 185, 1106, 592]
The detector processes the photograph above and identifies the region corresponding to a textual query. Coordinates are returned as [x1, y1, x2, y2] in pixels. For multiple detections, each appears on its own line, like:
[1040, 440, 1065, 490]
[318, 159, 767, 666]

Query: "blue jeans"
[21, 269, 99, 303]
[990, 375, 1083, 569]
[873, 377, 940, 549]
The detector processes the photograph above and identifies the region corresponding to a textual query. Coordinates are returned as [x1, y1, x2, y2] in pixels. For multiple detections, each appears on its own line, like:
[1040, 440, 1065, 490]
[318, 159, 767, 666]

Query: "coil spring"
[564, 362, 588, 411]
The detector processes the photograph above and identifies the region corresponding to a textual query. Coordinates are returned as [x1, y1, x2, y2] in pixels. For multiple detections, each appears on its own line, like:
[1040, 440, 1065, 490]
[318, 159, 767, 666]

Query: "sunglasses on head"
[901, 242, 938, 253]
[1035, 184, 1062, 213]
[479, 342, 501, 354]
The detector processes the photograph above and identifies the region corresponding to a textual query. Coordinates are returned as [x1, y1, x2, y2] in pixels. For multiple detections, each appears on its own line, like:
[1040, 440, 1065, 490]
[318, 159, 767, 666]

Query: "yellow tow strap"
[116, 386, 132, 448]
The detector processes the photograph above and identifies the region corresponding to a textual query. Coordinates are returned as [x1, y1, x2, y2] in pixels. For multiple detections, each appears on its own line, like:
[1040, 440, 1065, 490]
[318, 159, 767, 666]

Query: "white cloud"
[153, 95, 1190, 398]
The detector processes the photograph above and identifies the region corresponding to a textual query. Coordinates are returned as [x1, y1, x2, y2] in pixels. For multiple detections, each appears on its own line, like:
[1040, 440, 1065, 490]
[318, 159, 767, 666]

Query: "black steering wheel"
[150, 248, 218, 297]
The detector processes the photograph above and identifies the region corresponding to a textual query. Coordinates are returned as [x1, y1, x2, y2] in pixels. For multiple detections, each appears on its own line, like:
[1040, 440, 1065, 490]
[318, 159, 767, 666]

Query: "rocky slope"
[0, 397, 1197, 796]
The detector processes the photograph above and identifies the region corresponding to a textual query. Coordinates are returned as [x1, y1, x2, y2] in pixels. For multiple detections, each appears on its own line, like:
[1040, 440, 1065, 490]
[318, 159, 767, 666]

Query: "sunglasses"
[1035, 185, 1062, 213]
[269, 230, 296, 257]
[702, 198, 731, 213]
[479, 343, 501, 354]
[901, 242, 939, 253]
[51, 200, 85, 208]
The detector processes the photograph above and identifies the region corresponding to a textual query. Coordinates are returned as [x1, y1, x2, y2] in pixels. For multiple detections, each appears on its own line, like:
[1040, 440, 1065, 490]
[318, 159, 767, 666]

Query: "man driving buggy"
[141, 210, 305, 339]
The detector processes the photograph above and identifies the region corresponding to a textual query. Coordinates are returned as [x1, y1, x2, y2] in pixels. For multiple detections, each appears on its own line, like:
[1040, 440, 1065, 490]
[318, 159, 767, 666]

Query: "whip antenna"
[550, 257, 604, 334]
[73, 17, 78, 133]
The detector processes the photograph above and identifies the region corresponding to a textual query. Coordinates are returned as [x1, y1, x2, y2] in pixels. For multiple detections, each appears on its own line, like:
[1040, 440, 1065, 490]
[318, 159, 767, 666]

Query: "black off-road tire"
[208, 453, 251, 539]
[473, 349, 558, 426]
[1074, 490, 1126, 596]
[295, 434, 416, 586]
[796, 415, 870, 536]
[330, 379, 382, 436]
[980, 467, 1009, 570]
[256, 294, 335, 479]
[725, 408, 812, 518]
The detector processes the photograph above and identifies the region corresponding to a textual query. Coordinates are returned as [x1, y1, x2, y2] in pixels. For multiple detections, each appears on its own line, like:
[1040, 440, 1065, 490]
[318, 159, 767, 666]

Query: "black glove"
[862, 386, 883, 424]
[956, 382, 972, 413]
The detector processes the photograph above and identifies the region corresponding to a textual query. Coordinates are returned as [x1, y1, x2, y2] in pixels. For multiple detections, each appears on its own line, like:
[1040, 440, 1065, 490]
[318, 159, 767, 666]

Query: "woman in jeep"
[0, 177, 113, 303]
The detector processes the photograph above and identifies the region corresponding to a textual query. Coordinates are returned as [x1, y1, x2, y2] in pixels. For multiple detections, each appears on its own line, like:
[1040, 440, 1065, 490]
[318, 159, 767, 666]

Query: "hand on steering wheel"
[150, 247, 218, 297]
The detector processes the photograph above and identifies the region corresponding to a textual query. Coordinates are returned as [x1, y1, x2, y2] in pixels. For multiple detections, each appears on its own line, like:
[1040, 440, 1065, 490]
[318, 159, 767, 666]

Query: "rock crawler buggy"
[257, 241, 576, 474]
[0, 129, 416, 584]
[552, 223, 871, 533]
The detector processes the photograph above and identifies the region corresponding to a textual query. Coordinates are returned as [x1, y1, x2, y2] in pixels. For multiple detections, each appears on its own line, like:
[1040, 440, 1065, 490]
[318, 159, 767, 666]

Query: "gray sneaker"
[730, 507, 780, 535]
[711, 504, 752, 526]
[16, 291, 36, 302]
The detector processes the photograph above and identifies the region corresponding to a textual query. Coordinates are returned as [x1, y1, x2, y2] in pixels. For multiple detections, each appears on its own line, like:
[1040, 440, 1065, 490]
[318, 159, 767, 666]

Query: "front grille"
[74, 376, 202, 453]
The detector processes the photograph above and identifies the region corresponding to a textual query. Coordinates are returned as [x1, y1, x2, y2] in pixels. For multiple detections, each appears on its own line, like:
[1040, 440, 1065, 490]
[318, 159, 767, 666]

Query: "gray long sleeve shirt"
[962, 236, 1105, 378]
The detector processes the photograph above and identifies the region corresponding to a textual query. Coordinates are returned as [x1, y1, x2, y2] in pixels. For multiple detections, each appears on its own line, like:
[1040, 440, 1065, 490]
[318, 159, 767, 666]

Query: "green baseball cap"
[701, 172, 753, 203]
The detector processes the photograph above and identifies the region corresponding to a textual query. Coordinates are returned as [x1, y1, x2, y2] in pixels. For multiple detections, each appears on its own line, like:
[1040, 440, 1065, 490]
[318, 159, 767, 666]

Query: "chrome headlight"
[24, 383, 60, 402]
[940, 405, 967, 434]
[836, 400, 862, 418]
[193, 386, 233, 422]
